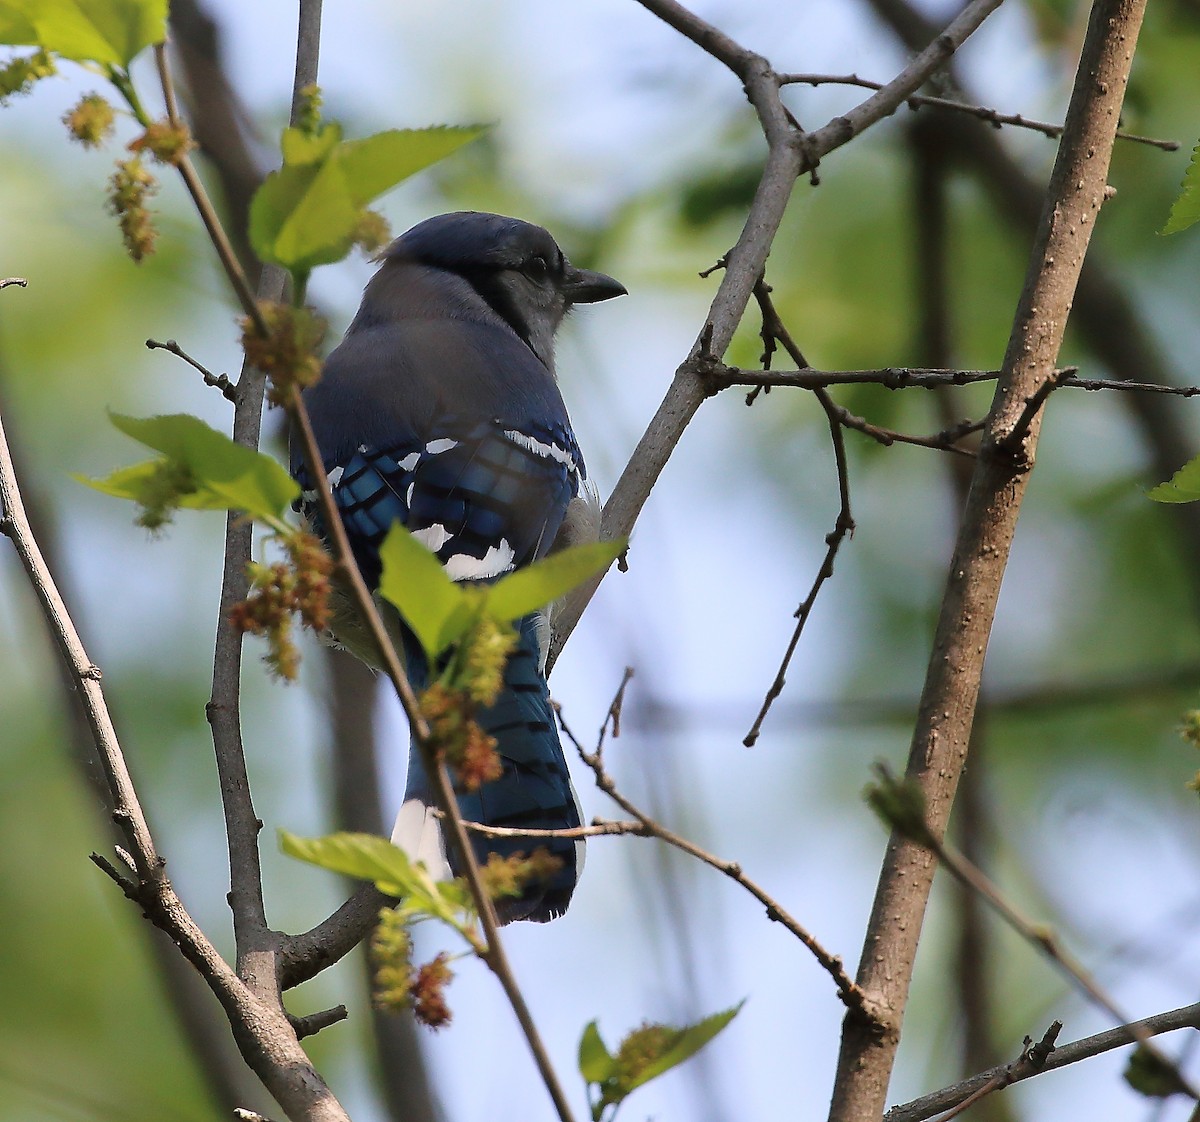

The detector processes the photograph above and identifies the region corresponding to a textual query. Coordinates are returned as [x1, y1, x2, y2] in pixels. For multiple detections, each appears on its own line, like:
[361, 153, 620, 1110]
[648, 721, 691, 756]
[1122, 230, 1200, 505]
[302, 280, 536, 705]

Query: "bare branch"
[744, 279, 855, 745]
[0, 276, 28, 289]
[281, 883, 393, 990]
[1, 420, 164, 889]
[288, 1005, 348, 1041]
[549, 0, 1006, 668]
[146, 337, 237, 401]
[550, 687, 872, 1018]
[778, 71, 1180, 151]
[154, 43, 266, 335]
[914, 816, 1199, 1099]
[0, 396, 350, 1121]
[866, 0, 1200, 616]
[706, 363, 1200, 398]
[828, 3, 1154, 1117]
[885, 1004, 1200, 1122]
[926, 1023, 1062, 1122]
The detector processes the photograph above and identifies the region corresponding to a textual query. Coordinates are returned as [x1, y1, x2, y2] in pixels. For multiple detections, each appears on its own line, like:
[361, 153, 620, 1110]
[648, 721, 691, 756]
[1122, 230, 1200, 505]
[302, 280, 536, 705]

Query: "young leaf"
[578, 1021, 616, 1084]
[1124, 1045, 1191, 1098]
[377, 521, 475, 659]
[81, 412, 299, 524]
[280, 830, 463, 923]
[485, 538, 626, 623]
[250, 159, 360, 274]
[280, 120, 343, 166]
[250, 124, 484, 274]
[0, 0, 167, 66]
[337, 127, 482, 206]
[1148, 454, 1200, 504]
[1162, 141, 1200, 236]
[582, 1003, 744, 1117]
[614, 1002, 744, 1095]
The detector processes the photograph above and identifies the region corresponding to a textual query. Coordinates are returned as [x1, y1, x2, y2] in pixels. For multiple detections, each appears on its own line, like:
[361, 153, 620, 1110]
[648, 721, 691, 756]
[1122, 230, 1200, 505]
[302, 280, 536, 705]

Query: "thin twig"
[885, 1003, 1200, 1122]
[154, 43, 267, 336]
[550, 0, 1007, 667]
[146, 338, 236, 401]
[548, 683, 873, 1018]
[778, 72, 1180, 151]
[928, 1023, 1062, 1122]
[824, 399, 980, 456]
[458, 817, 649, 841]
[706, 363, 1200, 395]
[744, 280, 855, 746]
[919, 820, 1200, 1099]
[0, 277, 28, 289]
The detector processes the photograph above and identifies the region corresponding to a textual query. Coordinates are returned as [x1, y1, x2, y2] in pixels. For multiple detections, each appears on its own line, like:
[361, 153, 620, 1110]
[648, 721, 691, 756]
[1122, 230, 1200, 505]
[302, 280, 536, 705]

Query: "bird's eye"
[524, 255, 550, 283]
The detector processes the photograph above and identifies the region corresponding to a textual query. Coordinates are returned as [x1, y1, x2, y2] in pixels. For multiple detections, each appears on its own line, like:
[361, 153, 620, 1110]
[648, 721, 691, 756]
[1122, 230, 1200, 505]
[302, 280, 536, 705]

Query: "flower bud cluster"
[240, 301, 327, 404]
[229, 532, 333, 679]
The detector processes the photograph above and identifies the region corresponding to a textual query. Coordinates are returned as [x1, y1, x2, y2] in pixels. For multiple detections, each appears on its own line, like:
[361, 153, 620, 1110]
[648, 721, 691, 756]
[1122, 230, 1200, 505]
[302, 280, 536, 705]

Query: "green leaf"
[80, 412, 298, 523]
[336, 127, 483, 205]
[280, 120, 343, 167]
[1124, 1046, 1191, 1098]
[0, 0, 167, 65]
[249, 160, 361, 273]
[578, 1021, 616, 1084]
[485, 538, 626, 623]
[81, 459, 174, 501]
[249, 124, 484, 273]
[280, 830, 463, 922]
[1148, 454, 1200, 503]
[0, 2, 36, 44]
[377, 521, 475, 659]
[1162, 141, 1200, 236]
[616, 1002, 744, 1096]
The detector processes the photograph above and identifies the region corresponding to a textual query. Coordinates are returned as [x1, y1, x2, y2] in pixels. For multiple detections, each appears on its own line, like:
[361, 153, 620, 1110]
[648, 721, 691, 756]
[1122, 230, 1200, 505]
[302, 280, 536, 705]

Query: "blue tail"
[399, 614, 582, 923]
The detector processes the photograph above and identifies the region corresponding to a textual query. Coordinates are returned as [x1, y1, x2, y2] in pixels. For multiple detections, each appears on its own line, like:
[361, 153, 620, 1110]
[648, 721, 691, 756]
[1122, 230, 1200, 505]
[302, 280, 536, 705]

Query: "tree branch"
[704, 363, 1200, 397]
[778, 71, 1179, 150]
[865, 0, 1200, 620]
[285, 390, 577, 1122]
[0, 394, 349, 1121]
[827, 3, 1152, 1117]
[549, 0, 1006, 668]
[545, 678, 872, 1016]
[885, 1003, 1200, 1122]
[743, 279, 855, 745]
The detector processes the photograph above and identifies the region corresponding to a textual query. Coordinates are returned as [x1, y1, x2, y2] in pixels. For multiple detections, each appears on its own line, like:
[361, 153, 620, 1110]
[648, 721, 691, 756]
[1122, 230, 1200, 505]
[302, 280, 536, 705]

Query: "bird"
[290, 211, 625, 922]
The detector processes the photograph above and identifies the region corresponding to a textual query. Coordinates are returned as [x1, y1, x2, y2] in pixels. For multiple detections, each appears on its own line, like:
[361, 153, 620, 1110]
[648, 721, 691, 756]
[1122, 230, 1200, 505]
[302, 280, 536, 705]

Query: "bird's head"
[380, 211, 626, 370]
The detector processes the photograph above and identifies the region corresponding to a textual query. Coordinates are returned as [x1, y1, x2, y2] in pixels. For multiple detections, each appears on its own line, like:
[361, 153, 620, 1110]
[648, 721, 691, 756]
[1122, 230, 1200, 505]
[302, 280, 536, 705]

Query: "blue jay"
[291, 212, 625, 922]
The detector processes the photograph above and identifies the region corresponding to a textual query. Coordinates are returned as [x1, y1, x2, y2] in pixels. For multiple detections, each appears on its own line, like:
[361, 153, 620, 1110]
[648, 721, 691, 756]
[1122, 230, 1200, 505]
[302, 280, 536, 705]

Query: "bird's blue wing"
[295, 415, 582, 588]
[291, 316, 588, 922]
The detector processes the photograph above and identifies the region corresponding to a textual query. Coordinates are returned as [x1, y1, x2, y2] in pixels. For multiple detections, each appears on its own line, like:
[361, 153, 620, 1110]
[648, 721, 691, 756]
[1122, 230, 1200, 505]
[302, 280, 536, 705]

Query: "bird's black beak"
[562, 263, 627, 305]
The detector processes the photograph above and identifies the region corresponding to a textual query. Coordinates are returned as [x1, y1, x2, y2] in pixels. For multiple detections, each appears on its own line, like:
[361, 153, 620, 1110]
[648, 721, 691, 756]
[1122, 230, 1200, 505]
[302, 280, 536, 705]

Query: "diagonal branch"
[827, 3, 1152, 1118]
[885, 1002, 1200, 1122]
[548, 0, 1006, 669]
[0, 398, 350, 1122]
[285, 392, 578, 1122]
[778, 72, 1179, 150]
[545, 678, 872, 1016]
[743, 279, 854, 746]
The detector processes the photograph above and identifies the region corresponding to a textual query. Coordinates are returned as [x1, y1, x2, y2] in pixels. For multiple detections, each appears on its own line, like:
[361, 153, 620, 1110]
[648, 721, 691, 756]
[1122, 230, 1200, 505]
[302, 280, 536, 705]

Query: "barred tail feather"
[393, 613, 583, 924]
